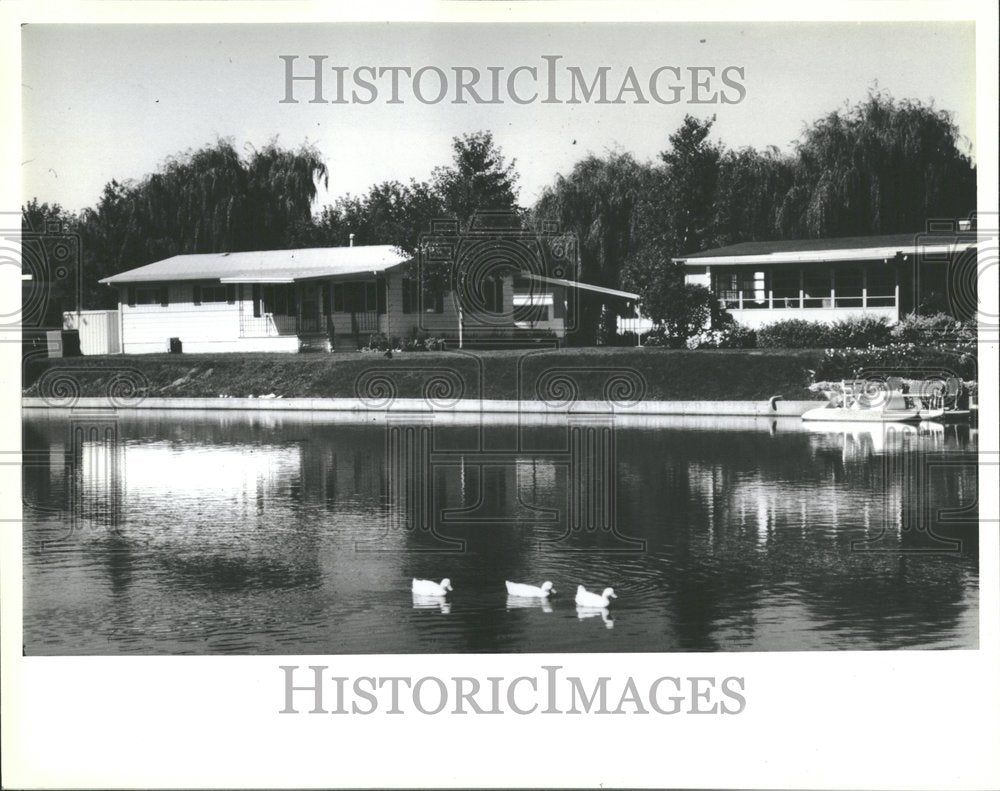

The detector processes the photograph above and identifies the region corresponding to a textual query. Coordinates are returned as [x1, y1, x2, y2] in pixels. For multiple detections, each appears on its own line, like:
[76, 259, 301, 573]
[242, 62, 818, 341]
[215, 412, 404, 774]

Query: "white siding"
[63, 310, 121, 355]
[119, 283, 298, 354]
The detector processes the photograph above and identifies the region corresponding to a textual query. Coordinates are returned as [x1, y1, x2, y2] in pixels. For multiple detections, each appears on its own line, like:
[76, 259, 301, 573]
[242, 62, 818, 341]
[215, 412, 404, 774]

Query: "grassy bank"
[23, 347, 826, 402]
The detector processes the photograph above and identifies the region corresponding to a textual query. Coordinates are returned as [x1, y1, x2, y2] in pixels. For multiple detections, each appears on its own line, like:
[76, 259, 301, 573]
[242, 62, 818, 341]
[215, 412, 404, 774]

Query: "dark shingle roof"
[682, 232, 961, 259]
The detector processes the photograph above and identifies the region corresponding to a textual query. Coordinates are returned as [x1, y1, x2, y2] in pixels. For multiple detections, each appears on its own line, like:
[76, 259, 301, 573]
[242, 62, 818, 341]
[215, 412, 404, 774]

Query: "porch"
[697, 261, 901, 328]
[236, 280, 386, 350]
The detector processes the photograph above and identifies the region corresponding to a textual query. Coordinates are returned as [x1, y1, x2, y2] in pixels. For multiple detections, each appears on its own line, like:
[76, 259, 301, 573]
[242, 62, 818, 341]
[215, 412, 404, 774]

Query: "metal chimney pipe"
[349, 233, 355, 248]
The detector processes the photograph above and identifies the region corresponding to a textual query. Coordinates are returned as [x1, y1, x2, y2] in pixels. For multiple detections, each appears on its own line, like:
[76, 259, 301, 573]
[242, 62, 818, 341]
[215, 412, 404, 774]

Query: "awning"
[525, 273, 639, 301]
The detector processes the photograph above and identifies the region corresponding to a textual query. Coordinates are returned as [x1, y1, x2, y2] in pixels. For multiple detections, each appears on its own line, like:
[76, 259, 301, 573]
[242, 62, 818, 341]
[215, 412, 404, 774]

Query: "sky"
[21, 22, 976, 214]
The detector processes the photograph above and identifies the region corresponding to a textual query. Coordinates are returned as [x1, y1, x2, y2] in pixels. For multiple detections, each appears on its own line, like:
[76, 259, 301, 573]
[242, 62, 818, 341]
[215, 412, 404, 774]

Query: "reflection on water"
[507, 595, 554, 614]
[22, 410, 978, 654]
[577, 606, 614, 629]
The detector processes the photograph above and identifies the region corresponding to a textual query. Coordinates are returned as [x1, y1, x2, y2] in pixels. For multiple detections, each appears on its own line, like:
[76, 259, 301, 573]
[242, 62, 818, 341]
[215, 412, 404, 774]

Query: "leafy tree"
[659, 115, 722, 256]
[431, 131, 520, 225]
[21, 199, 83, 325]
[621, 247, 715, 340]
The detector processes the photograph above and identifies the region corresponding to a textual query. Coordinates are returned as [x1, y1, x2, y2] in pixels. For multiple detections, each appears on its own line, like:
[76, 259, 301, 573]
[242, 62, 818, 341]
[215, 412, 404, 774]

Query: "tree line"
[23, 91, 975, 340]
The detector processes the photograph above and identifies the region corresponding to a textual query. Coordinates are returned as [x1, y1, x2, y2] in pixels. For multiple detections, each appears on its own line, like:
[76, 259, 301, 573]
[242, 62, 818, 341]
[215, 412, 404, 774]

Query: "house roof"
[98, 245, 411, 285]
[678, 232, 986, 266]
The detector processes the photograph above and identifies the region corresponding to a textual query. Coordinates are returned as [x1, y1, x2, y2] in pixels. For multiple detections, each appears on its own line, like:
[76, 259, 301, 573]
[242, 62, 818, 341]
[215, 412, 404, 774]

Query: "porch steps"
[333, 334, 361, 352]
[297, 333, 331, 353]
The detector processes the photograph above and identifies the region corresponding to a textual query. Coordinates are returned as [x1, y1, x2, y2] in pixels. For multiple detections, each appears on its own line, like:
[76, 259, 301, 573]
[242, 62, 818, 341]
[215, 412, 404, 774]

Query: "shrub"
[814, 343, 977, 381]
[642, 327, 683, 348]
[891, 312, 975, 344]
[756, 319, 832, 349]
[361, 332, 390, 352]
[757, 316, 892, 349]
[826, 316, 892, 348]
[685, 324, 757, 349]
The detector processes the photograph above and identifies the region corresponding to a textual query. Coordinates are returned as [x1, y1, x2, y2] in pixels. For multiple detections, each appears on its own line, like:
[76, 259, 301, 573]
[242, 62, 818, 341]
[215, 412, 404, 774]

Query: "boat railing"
[822, 377, 964, 412]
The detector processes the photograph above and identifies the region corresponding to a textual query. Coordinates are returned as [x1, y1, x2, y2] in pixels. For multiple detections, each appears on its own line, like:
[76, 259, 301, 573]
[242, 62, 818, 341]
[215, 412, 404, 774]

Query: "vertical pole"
[862, 266, 868, 309]
[894, 265, 900, 320]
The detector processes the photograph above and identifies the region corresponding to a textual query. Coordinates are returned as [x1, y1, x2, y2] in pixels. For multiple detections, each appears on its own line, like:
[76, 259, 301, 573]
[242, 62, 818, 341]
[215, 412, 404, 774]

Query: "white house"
[98, 245, 575, 354]
[678, 231, 983, 328]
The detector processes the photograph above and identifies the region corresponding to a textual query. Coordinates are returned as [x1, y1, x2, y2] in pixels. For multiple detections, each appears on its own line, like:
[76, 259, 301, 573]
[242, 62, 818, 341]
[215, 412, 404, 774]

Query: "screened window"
[260, 285, 295, 315]
[771, 269, 800, 308]
[867, 265, 896, 306]
[834, 266, 864, 307]
[802, 270, 832, 308]
[135, 287, 161, 305]
[739, 270, 769, 308]
[200, 285, 228, 303]
[402, 278, 419, 314]
[711, 271, 741, 309]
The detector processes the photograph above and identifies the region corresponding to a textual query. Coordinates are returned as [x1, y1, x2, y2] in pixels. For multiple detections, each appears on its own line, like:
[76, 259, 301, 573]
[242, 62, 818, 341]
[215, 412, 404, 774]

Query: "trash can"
[169, 337, 183, 354]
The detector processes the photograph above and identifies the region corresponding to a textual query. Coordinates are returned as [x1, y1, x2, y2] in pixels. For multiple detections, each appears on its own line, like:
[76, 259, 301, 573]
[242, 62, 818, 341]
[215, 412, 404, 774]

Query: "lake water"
[22, 410, 979, 654]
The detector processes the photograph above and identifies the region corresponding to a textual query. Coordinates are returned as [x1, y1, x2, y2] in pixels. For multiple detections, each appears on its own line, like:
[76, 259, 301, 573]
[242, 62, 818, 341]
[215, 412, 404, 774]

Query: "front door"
[299, 283, 325, 333]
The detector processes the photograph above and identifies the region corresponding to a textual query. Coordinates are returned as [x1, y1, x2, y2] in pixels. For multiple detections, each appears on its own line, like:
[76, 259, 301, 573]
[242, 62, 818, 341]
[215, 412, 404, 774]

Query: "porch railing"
[351, 311, 380, 334]
[239, 312, 301, 338]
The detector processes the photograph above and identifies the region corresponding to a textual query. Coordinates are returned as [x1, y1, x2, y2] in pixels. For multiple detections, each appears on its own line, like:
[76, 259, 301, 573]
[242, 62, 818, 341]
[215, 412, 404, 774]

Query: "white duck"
[575, 585, 617, 608]
[505, 580, 556, 598]
[411, 578, 452, 597]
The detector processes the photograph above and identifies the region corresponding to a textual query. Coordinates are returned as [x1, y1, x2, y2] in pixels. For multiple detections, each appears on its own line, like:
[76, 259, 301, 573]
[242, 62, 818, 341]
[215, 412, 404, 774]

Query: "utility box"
[45, 329, 81, 358]
[169, 337, 183, 354]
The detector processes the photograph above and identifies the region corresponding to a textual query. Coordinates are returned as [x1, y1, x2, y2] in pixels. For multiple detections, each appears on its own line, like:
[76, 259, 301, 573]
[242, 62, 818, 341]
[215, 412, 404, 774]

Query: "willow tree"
[780, 92, 976, 237]
[712, 146, 796, 247]
[533, 151, 653, 344]
[94, 138, 328, 265]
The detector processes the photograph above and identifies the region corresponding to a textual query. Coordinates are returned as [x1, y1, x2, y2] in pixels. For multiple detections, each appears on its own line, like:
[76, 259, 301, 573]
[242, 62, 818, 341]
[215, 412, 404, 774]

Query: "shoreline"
[22, 395, 819, 417]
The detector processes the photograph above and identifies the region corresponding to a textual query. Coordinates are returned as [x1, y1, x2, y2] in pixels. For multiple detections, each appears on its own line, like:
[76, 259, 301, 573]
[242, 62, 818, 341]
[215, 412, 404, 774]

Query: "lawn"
[23, 347, 826, 402]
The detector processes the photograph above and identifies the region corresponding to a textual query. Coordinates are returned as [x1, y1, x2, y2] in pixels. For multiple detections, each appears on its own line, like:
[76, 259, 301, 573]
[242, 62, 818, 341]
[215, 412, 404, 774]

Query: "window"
[332, 283, 346, 312]
[711, 271, 741, 309]
[867, 265, 896, 307]
[402, 277, 443, 314]
[424, 283, 444, 313]
[514, 304, 549, 322]
[739, 270, 769, 308]
[402, 278, 419, 314]
[834, 266, 864, 307]
[771, 269, 800, 308]
[712, 270, 768, 308]
[127, 285, 168, 307]
[136, 286, 166, 305]
[802, 270, 831, 308]
[260, 284, 295, 315]
[484, 276, 504, 313]
[193, 284, 233, 305]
